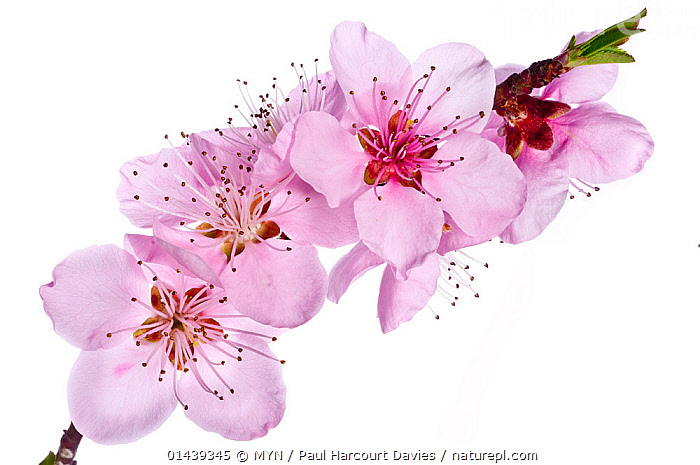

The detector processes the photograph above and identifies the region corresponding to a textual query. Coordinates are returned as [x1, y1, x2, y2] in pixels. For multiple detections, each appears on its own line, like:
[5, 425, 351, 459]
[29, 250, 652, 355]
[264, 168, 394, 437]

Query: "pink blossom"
[483, 32, 654, 244]
[39, 236, 286, 444]
[289, 22, 527, 283]
[117, 129, 331, 328]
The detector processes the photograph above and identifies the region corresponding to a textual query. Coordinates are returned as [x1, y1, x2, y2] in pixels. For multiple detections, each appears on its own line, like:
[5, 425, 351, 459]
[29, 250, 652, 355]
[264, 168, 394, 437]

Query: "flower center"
[132, 286, 225, 371]
[358, 111, 438, 190]
[196, 189, 283, 262]
[495, 94, 571, 159]
[346, 68, 485, 196]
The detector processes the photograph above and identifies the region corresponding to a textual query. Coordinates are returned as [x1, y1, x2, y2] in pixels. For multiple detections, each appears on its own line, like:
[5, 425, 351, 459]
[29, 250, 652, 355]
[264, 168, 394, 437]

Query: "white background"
[2, 1, 698, 463]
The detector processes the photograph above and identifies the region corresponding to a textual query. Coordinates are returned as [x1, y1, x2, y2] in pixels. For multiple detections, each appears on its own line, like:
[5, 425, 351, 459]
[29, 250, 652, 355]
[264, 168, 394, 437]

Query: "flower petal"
[118, 143, 210, 228]
[40, 245, 149, 351]
[68, 343, 177, 444]
[123, 234, 183, 270]
[541, 31, 618, 104]
[271, 175, 359, 248]
[377, 254, 440, 333]
[500, 148, 570, 244]
[287, 69, 347, 122]
[541, 63, 618, 104]
[219, 240, 327, 328]
[552, 102, 653, 183]
[330, 21, 412, 124]
[353, 180, 443, 279]
[411, 42, 495, 134]
[179, 336, 285, 440]
[437, 212, 489, 255]
[421, 132, 526, 238]
[289, 111, 367, 208]
[152, 219, 225, 287]
[327, 241, 385, 303]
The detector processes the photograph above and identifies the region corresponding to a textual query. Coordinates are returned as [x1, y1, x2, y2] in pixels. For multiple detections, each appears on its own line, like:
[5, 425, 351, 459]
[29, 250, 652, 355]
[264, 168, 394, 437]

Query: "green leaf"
[566, 8, 647, 67]
[39, 451, 55, 465]
[579, 47, 635, 66]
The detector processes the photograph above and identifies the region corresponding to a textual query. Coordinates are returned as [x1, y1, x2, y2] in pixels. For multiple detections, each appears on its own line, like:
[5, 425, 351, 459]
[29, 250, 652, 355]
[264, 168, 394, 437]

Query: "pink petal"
[152, 219, 226, 287]
[330, 22, 412, 124]
[437, 212, 489, 255]
[118, 143, 210, 228]
[479, 110, 508, 150]
[287, 69, 347, 122]
[251, 143, 291, 190]
[251, 118, 299, 188]
[218, 240, 327, 328]
[123, 234, 183, 270]
[421, 132, 526, 238]
[353, 180, 443, 280]
[411, 42, 495, 134]
[179, 336, 286, 440]
[500, 149, 570, 244]
[68, 343, 177, 444]
[377, 254, 440, 333]
[541, 31, 617, 104]
[288, 111, 368, 208]
[40, 245, 149, 351]
[541, 64, 618, 104]
[271, 175, 359, 248]
[552, 102, 653, 183]
[327, 241, 385, 303]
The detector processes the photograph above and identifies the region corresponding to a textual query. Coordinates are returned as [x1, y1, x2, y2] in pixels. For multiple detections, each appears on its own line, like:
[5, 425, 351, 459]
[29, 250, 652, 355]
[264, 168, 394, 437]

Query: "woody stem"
[53, 422, 82, 465]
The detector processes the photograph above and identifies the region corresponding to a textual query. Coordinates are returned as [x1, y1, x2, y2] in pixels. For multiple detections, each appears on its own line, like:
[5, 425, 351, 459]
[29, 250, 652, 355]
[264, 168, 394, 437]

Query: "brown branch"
[54, 422, 83, 465]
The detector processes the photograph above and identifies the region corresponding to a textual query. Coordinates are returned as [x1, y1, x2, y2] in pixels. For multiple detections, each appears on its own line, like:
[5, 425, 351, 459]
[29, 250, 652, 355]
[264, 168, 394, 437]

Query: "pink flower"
[39, 235, 286, 444]
[289, 22, 526, 282]
[484, 32, 654, 244]
[117, 129, 331, 328]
